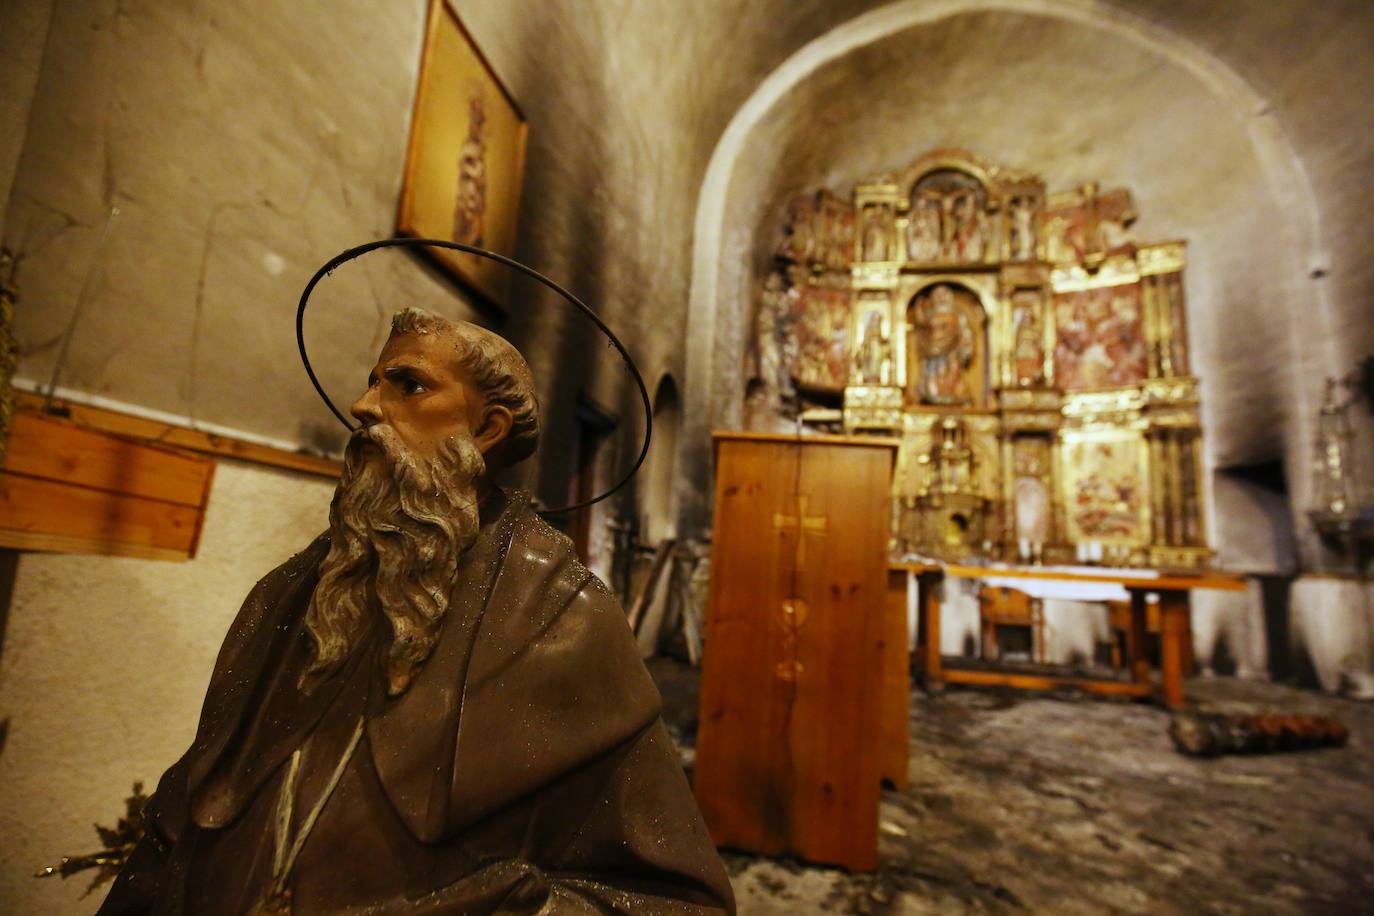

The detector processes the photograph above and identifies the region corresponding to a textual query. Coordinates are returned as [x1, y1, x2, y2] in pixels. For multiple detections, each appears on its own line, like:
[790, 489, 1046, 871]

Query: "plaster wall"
[1191, 582, 1269, 680]
[0, 0, 54, 241]
[0, 460, 336, 915]
[931, 584, 1112, 665]
[453, 0, 900, 514]
[1290, 577, 1374, 694]
[2, 0, 902, 519]
[1141, 2, 1374, 437]
[3, 0, 483, 461]
[1210, 473, 1297, 575]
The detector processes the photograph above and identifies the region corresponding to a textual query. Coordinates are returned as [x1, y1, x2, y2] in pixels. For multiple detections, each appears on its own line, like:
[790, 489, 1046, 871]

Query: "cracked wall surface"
[0, 461, 336, 914]
[0, 0, 53, 240]
[3, 0, 485, 459]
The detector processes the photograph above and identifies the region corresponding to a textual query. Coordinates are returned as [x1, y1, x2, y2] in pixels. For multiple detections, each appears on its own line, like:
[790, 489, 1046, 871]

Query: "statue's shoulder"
[250, 531, 330, 596]
[500, 491, 582, 576]
[491, 490, 619, 618]
[204, 532, 330, 704]
[290, 531, 332, 569]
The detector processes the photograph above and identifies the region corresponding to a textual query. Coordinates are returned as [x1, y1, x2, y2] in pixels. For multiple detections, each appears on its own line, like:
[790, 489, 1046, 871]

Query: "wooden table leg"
[1182, 618, 1196, 676]
[918, 571, 944, 692]
[881, 570, 911, 789]
[1128, 588, 1150, 689]
[1158, 589, 1189, 709]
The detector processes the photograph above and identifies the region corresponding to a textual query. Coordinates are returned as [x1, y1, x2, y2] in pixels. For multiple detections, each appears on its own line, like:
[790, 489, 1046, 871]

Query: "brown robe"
[99, 491, 734, 915]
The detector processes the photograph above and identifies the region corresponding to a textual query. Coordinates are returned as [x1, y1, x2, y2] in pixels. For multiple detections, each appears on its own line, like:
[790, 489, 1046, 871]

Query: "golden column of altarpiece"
[749, 149, 1209, 569]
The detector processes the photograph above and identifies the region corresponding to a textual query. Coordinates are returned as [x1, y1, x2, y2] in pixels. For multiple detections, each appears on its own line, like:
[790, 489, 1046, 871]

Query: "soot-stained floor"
[646, 659, 1374, 915]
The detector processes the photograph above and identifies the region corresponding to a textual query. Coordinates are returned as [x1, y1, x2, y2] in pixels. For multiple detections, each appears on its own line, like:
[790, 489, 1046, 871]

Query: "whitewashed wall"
[0, 462, 336, 915]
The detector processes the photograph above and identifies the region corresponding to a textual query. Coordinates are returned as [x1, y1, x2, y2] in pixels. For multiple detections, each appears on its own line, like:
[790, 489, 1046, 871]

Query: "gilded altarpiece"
[747, 149, 1210, 569]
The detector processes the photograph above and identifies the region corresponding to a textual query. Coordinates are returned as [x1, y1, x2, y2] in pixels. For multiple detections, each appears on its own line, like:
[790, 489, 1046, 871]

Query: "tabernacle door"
[695, 431, 897, 871]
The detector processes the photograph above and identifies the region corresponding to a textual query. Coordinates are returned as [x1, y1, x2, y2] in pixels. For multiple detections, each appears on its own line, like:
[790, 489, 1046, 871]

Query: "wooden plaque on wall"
[694, 431, 897, 871]
[0, 408, 215, 561]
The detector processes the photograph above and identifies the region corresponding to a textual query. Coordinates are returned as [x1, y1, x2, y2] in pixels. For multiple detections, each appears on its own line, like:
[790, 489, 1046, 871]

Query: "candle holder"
[1308, 372, 1374, 576]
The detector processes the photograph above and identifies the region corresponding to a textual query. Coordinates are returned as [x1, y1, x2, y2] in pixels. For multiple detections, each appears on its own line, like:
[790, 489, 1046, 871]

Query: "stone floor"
[646, 660, 1374, 915]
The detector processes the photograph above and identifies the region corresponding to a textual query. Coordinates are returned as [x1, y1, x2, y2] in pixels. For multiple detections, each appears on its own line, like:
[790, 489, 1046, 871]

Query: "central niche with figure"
[907, 283, 986, 408]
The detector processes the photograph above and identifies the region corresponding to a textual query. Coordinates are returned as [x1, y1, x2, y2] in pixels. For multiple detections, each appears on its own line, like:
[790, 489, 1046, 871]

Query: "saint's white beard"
[302, 423, 485, 696]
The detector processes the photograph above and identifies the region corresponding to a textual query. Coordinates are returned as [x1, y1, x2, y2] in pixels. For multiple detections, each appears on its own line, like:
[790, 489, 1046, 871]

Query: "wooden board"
[939, 666, 1153, 697]
[711, 429, 903, 451]
[0, 408, 215, 561]
[890, 559, 1247, 592]
[695, 432, 895, 871]
[6, 411, 210, 506]
[15, 391, 341, 479]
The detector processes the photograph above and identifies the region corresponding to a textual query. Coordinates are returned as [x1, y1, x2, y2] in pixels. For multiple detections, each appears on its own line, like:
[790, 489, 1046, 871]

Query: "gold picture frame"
[398, 0, 528, 307]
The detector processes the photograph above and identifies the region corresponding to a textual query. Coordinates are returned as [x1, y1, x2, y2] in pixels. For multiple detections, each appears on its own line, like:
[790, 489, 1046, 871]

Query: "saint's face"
[350, 330, 483, 463]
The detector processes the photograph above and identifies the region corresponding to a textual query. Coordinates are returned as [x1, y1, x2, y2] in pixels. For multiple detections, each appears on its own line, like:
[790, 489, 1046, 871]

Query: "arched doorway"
[679, 0, 1325, 542]
[642, 374, 681, 543]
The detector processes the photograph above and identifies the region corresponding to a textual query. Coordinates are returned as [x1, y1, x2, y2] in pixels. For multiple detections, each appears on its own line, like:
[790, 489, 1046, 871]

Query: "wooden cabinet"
[694, 432, 897, 871]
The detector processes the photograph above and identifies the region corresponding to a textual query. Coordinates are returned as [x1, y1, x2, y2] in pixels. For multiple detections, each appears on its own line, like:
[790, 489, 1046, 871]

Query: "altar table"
[889, 562, 1247, 709]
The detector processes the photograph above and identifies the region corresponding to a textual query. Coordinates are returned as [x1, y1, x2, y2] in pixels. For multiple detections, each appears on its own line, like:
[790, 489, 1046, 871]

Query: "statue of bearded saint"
[914, 285, 975, 405]
[453, 96, 488, 246]
[99, 308, 734, 915]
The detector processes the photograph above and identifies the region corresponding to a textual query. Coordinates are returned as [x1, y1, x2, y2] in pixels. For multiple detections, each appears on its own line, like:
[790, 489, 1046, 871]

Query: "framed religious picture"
[1060, 430, 1150, 545]
[398, 0, 528, 307]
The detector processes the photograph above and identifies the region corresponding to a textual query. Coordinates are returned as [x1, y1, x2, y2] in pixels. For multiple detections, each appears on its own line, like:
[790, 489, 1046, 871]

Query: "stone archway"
[679, 0, 1326, 540]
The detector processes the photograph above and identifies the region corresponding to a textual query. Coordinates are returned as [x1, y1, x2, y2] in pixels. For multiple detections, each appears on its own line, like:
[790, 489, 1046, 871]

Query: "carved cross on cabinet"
[772, 494, 829, 573]
[773, 494, 827, 684]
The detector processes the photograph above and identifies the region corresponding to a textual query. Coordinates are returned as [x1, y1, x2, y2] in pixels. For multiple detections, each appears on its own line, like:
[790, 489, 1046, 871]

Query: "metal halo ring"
[296, 237, 651, 516]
